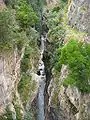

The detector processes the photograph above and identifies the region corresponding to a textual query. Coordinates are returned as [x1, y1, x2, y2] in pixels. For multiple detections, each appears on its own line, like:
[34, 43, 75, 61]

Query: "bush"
[56, 39, 90, 92]
[45, 0, 66, 42]
[14, 104, 22, 120]
[0, 10, 12, 45]
[20, 46, 33, 73]
[5, 0, 16, 7]
[16, 0, 39, 27]
[18, 74, 31, 106]
[0, 106, 12, 120]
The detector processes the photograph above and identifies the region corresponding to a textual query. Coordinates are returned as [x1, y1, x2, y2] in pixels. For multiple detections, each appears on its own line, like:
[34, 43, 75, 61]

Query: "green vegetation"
[5, 0, 16, 7]
[18, 73, 37, 107]
[14, 104, 22, 120]
[16, 0, 39, 27]
[55, 39, 90, 92]
[43, 0, 67, 72]
[21, 46, 32, 72]
[44, 0, 89, 93]
[0, 106, 12, 120]
[0, 0, 39, 49]
[24, 111, 33, 120]
[18, 74, 31, 106]
[0, 10, 13, 47]
[0, 0, 39, 119]
[45, 0, 67, 42]
[0, 6, 27, 49]
[0, 0, 90, 119]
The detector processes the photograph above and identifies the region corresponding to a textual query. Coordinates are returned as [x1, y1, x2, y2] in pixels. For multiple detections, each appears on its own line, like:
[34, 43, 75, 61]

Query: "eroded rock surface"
[0, 49, 20, 114]
[67, 0, 90, 32]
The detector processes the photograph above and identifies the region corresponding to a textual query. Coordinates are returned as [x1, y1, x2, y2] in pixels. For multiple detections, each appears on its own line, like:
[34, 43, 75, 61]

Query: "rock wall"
[0, 0, 90, 119]
[49, 65, 90, 120]
[67, 0, 90, 33]
[0, 48, 20, 115]
[47, 1, 90, 119]
[45, 0, 57, 5]
[59, 85, 90, 120]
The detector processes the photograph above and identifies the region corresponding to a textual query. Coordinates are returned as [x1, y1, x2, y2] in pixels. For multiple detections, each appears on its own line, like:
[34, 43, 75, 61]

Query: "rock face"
[0, 48, 20, 114]
[54, 2, 90, 119]
[67, 0, 90, 32]
[48, 65, 90, 120]
[0, 0, 90, 119]
[45, 0, 57, 5]
[59, 85, 90, 120]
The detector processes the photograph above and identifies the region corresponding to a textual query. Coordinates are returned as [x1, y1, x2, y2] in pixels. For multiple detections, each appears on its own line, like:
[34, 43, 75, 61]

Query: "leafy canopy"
[55, 39, 90, 92]
[16, 0, 39, 27]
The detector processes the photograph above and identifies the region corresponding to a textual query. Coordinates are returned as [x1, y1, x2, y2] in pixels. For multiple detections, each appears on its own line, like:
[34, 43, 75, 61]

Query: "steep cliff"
[67, 0, 90, 32]
[46, 0, 90, 120]
[0, 0, 90, 120]
[0, 0, 40, 119]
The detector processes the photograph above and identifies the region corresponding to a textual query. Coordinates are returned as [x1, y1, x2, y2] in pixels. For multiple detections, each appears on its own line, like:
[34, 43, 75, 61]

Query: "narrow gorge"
[0, 0, 90, 120]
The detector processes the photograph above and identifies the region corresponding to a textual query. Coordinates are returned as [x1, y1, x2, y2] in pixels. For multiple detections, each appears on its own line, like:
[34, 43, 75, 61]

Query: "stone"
[67, 0, 90, 32]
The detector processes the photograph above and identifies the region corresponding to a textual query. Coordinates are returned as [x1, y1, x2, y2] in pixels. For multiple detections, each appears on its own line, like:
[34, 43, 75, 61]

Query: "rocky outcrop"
[49, 64, 90, 120]
[43, 0, 90, 119]
[58, 85, 90, 120]
[67, 0, 90, 32]
[0, 46, 24, 114]
[45, 0, 58, 5]
[0, 0, 89, 119]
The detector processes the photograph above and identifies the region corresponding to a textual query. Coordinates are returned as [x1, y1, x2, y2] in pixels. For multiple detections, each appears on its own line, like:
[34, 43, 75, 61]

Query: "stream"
[37, 35, 46, 120]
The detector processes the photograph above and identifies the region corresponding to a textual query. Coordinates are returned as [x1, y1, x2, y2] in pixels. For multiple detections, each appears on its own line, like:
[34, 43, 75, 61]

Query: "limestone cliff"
[0, 0, 90, 120]
[67, 0, 90, 32]
[0, 1, 40, 119]
[47, 0, 90, 120]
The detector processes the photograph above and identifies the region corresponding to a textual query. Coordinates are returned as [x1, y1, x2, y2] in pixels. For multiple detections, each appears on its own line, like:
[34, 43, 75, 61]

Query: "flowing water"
[37, 35, 46, 120]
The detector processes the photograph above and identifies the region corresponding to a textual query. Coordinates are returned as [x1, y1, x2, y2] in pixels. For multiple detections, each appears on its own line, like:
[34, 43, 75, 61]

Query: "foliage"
[21, 46, 33, 72]
[29, 0, 44, 12]
[53, 47, 62, 71]
[0, 8, 27, 50]
[0, 10, 13, 46]
[43, 0, 67, 73]
[56, 39, 90, 92]
[5, 0, 16, 7]
[16, 0, 39, 27]
[0, 106, 12, 120]
[18, 27, 39, 108]
[0, 0, 39, 49]
[18, 74, 30, 106]
[24, 110, 34, 120]
[20, 27, 39, 73]
[18, 74, 37, 107]
[27, 0, 45, 32]
[14, 104, 22, 120]
[44, 0, 66, 42]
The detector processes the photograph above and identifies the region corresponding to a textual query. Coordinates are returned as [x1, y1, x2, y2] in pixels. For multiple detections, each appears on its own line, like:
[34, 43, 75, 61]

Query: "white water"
[37, 35, 46, 120]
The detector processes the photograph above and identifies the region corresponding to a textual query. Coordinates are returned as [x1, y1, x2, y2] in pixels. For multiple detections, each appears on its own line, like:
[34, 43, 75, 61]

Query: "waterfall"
[37, 35, 46, 120]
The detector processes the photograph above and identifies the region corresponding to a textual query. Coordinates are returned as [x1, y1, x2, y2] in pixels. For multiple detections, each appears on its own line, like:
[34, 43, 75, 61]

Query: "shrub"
[5, 0, 16, 7]
[45, 0, 66, 42]
[0, 10, 12, 45]
[20, 46, 33, 73]
[14, 104, 22, 120]
[0, 106, 12, 120]
[16, 0, 39, 27]
[56, 39, 90, 92]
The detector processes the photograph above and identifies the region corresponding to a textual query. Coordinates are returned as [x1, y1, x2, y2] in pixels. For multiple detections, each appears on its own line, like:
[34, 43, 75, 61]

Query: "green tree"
[16, 0, 39, 27]
[56, 40, 90, 92]
[0, 10, 13, 47]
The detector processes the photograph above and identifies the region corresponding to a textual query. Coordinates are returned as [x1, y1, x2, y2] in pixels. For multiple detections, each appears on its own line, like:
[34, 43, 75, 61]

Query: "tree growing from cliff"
[55, 39, 90, 92]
